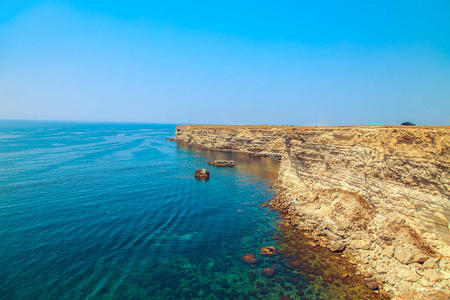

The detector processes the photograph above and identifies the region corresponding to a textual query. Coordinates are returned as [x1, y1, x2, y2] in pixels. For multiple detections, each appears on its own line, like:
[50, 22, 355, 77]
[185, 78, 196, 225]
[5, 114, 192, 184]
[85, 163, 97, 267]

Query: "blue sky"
[0, 1, 449, 125]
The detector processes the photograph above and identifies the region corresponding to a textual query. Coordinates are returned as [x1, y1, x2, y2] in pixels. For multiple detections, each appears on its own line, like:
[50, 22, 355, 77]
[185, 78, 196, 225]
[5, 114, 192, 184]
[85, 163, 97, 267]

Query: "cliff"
[174, 125, 287, 159]
[173, 124, 450, 298]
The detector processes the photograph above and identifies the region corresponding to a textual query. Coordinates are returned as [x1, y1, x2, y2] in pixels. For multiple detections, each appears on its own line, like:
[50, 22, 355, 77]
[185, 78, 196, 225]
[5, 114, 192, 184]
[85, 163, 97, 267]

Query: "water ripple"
[0, 122, 282, 299]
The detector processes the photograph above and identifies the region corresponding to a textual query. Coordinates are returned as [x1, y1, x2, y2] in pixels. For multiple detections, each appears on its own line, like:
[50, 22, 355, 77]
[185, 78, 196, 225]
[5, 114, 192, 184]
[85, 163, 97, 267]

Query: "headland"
[171, 124, 450, 299]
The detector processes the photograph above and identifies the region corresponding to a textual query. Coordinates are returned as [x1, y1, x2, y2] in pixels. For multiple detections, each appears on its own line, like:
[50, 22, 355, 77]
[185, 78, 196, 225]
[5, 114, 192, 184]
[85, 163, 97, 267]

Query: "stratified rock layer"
[174, 124, 450, 298]
[174, 125, 286, 159]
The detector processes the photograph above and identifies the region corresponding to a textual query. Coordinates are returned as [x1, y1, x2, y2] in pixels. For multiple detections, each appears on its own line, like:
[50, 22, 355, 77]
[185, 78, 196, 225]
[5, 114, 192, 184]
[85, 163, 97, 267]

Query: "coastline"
[170, 124, 450, 299]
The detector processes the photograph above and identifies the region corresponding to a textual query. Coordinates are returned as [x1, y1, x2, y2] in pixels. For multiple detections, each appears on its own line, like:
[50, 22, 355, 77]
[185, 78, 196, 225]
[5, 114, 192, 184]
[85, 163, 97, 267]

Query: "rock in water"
[263, 267, 275, 277]
[323, 274, 334, 283]
[194, 169, 209, 179]
[241, 254, 257, 264]
[208, 160, 235, 167]
[260, 246, 277, 256]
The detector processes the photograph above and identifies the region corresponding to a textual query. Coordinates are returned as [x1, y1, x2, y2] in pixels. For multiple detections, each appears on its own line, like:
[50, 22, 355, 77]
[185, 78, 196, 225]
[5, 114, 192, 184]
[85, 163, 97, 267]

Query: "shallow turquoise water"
[0, 121, 284, 299]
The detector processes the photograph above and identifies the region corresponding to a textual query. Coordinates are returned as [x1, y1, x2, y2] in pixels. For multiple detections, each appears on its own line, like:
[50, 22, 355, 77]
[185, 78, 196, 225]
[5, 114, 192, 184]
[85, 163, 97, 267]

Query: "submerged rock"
[263, 267, 275, 277]
[289, 260, 302, 268]
[322, 274, 334, 283]
[241, 254, 257, 264]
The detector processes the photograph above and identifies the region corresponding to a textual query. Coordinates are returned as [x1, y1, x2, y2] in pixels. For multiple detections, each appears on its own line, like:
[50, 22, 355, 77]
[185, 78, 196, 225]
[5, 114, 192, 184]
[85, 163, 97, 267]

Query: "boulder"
[395, 246, 428, 264]
[395, 247, 414, 264]
[381, 246, 395, 258]
[397, 268, 420, 282]
[422, 269, 442, 283]
[352, 239, 371, 250]
[423, 257, 440, 269]
[365, 278, 378, 290]
[413, 252, 429, 264]
[375, 264, 387, 274]
[329, 241, 346, 252]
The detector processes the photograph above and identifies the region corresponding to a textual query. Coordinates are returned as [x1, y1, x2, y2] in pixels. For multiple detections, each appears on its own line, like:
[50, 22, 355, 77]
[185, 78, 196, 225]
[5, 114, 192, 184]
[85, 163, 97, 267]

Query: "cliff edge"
[173, 124, 450, 298]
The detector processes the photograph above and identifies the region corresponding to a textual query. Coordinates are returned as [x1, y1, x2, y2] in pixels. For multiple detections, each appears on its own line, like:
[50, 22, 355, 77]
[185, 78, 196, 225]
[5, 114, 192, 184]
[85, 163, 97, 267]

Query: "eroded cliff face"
[174, 125, 286, 159]
[279, 126, 450, 250]
[174, 125, 450, 298]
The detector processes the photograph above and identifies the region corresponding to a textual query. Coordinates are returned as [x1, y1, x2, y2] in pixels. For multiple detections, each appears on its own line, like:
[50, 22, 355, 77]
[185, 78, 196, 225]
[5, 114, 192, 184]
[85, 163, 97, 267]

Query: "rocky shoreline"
[171, 125, 450, 299]
[269, 206, 392, 300]
[271, 181, 450, 299]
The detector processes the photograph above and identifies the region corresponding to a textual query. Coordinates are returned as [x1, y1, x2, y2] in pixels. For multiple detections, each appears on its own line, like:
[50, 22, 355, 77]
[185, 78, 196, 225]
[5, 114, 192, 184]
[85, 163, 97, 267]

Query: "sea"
[0, 120, 385, 300]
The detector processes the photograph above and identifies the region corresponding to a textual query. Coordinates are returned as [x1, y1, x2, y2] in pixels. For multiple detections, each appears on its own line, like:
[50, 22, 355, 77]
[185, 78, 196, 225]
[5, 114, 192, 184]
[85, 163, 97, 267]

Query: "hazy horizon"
[1, 1, 449, 126]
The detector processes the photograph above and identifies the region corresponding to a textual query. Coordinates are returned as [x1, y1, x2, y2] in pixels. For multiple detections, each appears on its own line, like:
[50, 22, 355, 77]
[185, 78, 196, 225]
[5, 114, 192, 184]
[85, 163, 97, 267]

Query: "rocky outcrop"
[194, 169, 210, 180]
[173, 124, 450, 298]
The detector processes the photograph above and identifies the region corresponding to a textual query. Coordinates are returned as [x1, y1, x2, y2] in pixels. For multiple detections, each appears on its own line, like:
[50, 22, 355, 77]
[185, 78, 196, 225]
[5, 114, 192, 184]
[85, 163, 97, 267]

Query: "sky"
[0, 0, 449, 125]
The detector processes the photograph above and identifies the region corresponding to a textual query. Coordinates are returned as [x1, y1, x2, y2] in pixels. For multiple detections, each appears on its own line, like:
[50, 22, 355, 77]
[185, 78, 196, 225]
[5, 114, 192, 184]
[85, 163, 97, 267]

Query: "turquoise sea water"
[0, 121, 282, 299]
[0, 121, 387, 300]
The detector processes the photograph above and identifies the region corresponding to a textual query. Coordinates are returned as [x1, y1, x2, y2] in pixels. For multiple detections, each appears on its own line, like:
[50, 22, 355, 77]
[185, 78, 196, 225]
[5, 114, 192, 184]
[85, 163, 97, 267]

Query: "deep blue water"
[0, 121, 281, 299]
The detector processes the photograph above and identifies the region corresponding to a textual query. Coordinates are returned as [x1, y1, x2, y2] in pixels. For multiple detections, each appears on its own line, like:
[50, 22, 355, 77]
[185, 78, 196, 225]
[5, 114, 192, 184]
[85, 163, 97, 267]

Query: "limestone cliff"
[174, 124, 450, 298]
[174, 125, 286, 159]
